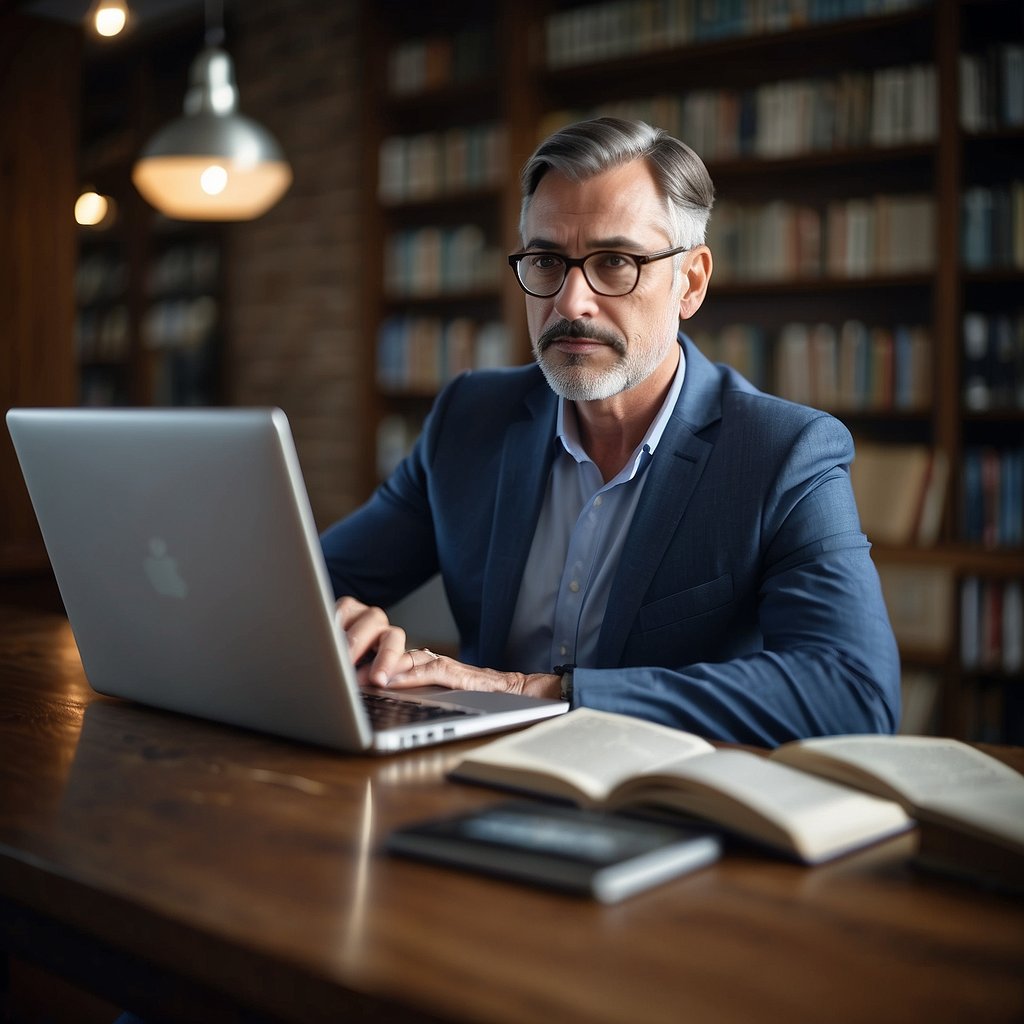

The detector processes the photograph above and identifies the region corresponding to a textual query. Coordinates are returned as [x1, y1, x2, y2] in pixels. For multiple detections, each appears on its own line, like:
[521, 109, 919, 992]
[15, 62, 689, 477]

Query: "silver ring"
[409, 647, 438, 659]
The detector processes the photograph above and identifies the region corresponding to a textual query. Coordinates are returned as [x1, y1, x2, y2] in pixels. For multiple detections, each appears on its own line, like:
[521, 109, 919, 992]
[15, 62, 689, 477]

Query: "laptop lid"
[6, 408, 566, 753]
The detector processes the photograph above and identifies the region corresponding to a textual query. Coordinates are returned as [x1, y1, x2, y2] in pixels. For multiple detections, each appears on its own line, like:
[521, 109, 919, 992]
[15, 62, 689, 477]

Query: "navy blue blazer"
[321, 335, 900, 746]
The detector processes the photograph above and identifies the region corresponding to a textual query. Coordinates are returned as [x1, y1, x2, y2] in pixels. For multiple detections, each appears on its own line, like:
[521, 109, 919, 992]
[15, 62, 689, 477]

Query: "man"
[321, 117, 900, 746]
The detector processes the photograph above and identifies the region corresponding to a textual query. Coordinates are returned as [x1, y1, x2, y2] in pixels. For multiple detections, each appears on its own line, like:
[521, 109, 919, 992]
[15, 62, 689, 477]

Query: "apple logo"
[144, 537, 188, 598]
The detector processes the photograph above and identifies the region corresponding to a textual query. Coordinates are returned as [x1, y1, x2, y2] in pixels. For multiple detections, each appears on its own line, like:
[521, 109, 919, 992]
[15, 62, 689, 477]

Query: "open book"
[449, 709, 912, 864]
[771, 734, 1024, 891]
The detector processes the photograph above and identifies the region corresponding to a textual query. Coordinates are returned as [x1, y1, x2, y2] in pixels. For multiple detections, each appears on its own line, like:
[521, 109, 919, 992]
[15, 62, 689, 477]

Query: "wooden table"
[1, 605, 1022, 1024]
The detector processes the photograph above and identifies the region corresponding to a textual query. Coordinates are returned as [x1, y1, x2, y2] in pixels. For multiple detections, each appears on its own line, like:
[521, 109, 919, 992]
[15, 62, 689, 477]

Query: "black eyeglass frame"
[507, 245, 689, 298]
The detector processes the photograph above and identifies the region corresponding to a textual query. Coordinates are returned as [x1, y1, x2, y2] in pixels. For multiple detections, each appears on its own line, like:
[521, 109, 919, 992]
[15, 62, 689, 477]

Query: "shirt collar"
[555, 341, 687, 465]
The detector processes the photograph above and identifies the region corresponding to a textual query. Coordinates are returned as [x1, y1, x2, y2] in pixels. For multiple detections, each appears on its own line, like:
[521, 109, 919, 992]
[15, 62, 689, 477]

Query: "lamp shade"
[132, 46, 292, 221]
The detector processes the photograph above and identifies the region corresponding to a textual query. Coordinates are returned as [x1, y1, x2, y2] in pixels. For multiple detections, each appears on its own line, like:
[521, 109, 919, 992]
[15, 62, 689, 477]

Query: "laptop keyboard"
[361, 691, 476, 729]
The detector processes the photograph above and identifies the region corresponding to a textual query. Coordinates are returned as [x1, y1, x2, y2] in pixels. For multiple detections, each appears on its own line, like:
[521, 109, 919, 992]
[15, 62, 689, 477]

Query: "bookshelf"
[363, 0, 1024, 741]
[362, 3, 542, 479]
[75, 18, 226, 409]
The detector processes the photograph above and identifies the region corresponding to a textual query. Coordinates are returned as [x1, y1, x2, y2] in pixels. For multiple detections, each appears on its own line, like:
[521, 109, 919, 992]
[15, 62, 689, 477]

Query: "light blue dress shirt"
[505, 349, 687, 673]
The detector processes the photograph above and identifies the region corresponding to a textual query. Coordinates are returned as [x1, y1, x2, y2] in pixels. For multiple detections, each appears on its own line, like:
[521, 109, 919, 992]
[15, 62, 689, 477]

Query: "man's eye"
[528, 255, 561, 270]
[595, 253, 633, 270]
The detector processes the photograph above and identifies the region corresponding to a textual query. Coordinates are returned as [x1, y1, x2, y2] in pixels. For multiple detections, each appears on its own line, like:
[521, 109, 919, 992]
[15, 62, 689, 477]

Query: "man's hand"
[334, 596, 561, 699]
[385, 655, 562, 701]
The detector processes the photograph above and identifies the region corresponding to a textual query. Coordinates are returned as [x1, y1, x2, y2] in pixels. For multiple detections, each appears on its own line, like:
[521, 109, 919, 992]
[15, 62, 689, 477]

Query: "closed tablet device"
[386, 799, 721, 903]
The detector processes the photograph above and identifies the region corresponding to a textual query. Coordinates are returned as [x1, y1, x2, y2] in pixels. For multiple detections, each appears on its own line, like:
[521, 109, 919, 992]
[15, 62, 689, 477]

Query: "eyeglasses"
[507, 246, 688, 298]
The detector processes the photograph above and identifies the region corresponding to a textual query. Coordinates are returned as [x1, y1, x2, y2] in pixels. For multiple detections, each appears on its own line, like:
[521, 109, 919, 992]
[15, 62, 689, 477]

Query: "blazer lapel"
[596, 337, 723, 664]
[478, 381, 558, 665]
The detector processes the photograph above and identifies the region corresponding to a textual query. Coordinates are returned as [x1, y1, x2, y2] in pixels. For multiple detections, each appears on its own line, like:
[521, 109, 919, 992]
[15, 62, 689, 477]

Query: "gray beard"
[533, 318, 631, 401]
[536, 352, 632, 401]
[533, 319, 669, 401]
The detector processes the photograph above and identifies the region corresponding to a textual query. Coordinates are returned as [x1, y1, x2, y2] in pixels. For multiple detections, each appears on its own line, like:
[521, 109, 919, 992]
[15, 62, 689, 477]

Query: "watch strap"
[553, 664, 575, 703]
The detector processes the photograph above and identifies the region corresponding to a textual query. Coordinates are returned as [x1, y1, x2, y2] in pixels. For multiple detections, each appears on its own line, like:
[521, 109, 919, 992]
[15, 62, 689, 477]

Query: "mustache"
[537, 319, 626, 355]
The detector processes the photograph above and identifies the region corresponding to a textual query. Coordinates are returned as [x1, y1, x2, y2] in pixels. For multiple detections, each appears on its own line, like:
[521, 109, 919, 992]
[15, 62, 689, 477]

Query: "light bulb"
[75, 191, 109, 226]
[93, 0, 129, 37]
[200, 165, 228, 195]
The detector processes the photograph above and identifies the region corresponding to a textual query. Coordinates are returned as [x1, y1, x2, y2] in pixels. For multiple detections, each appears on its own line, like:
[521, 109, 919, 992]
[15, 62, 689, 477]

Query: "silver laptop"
[6, 408, 567, 753]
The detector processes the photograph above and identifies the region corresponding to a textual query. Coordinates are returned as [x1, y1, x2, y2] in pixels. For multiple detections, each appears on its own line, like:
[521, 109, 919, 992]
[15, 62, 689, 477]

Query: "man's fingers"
[364, 625, 409, 685]
[334, 597, 407, 682]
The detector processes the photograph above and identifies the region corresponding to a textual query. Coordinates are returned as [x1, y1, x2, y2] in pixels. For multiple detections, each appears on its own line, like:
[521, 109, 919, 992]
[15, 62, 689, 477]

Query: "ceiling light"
[90, 0, 129, 38]
[131, 2, 291, 221]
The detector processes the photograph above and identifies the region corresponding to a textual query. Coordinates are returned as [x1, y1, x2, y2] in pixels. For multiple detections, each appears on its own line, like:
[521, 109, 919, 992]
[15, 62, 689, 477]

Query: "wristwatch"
[553, 664, 575, 703]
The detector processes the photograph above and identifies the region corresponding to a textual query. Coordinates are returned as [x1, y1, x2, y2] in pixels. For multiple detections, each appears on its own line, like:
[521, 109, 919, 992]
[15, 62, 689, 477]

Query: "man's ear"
[679, 246, 713, 320]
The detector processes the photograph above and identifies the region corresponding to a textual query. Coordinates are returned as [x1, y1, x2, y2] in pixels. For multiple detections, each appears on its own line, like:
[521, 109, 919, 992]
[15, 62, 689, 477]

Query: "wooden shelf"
[872, 544, 1024, 576]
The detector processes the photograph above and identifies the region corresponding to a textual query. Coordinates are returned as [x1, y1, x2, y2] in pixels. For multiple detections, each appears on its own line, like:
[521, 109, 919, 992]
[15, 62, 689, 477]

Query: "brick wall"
[225, 0, 370, 530]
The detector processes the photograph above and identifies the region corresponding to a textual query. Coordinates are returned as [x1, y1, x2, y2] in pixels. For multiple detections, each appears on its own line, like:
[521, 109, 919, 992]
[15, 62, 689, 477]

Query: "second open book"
[450, 708, 1023, 866]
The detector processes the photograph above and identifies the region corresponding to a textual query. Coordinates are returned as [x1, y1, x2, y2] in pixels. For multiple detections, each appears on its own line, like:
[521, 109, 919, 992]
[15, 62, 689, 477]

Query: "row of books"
[962, 446, 1024, 549]
[961, 182, 1024, 271]
[76, 294, 220, 363]
[378, 124, 507, 204]
[543, 0, 927, 69]
[75, 305, 130, 364]
[144, 242, 220, 298]
[76, 250, 128, 305]
[376, 316, 511, 393]
[384, 225, 503, 299]
[387, 25, 494, 96]
[141, 296, 218, 352]
[543, 62, 936, 164]
[961, 577, 1023, 675]
[777, 321, 931, 411]
[693, 319, 932, 411]
[963, 310, 1024, 412]
[960, 46, 1024, 132]
[707, 193, 934, 282]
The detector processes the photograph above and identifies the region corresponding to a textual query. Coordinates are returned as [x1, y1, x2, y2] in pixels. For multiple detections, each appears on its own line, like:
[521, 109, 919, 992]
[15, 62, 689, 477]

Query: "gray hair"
[519, 117, 715, 250]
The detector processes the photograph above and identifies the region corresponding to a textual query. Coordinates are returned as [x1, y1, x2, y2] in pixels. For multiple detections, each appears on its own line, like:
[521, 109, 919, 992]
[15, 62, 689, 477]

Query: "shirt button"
[569, 580, 580, 593]
[594, 495, 603, 507]
[559, 644, 568, 657]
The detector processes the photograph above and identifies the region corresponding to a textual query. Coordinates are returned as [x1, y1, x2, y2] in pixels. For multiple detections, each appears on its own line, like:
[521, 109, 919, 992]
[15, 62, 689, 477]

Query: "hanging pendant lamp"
[132, 2, 291, 221]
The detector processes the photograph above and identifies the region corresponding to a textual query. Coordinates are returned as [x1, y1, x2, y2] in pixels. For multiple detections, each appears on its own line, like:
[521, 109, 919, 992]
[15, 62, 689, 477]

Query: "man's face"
[520, 161, 687, 402]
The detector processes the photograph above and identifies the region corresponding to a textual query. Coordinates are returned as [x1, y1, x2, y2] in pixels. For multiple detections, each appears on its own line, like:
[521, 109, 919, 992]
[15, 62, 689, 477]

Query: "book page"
[616, 749, 911, 863]
[452, 708, 715, 804]
[774, 735, 1024, 808]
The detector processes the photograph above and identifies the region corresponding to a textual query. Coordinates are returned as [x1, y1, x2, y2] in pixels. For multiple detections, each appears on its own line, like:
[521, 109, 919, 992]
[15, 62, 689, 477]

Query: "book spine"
[960, 446, 1024, 548]
[959, 577, 1024, 677]
[962, 182, 1024, 271]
